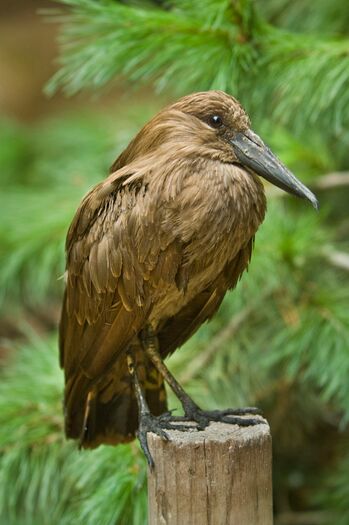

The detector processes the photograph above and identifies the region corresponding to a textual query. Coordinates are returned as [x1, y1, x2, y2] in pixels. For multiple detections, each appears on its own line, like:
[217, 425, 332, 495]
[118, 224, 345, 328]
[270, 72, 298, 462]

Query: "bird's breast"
[148, 161, 266, 326]
[164, 161, 265, 266]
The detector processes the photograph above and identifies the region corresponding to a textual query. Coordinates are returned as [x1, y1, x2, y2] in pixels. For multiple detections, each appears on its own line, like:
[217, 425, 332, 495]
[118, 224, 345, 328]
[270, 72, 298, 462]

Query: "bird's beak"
[230, 129, 318, 209]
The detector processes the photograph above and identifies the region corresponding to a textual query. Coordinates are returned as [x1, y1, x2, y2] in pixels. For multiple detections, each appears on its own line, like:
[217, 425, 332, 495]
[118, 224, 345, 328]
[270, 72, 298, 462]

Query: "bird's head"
[167, 90, 318, 209]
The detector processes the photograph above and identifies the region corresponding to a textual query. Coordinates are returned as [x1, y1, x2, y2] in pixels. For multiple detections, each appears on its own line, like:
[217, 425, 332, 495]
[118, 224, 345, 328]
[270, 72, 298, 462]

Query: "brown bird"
[59, 90, 317, 466]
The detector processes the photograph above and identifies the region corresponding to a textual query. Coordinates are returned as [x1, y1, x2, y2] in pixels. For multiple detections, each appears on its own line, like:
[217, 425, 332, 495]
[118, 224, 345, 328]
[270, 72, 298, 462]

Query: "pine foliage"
[0, 334, 147, 525]
[46, 0, 349, 133]
[1, 0, 349, 523]
[0, 104, 158, 309]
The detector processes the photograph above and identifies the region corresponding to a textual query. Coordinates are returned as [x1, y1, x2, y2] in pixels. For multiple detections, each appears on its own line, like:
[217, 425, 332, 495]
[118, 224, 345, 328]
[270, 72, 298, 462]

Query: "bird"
[59, 90, 318, 466]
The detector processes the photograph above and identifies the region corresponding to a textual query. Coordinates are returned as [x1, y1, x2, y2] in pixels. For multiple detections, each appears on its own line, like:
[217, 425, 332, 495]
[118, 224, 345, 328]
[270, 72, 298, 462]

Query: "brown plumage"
[59, 90, 317, 449]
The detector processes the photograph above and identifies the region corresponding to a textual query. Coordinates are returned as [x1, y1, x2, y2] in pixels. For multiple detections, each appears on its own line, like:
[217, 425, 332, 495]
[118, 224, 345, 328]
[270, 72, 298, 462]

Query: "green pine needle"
[0, 333, 147, 525]
[45, 0, 349, 133]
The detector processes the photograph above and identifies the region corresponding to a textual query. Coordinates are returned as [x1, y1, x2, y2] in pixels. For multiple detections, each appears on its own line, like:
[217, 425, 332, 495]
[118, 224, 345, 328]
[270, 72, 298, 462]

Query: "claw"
[137, 412, 172, 468]
[180, 404, 265, 431]
[137, 406, 265, 466]
[220, 415, 265, 426]
[136, 428, 155, 469]
[219, 406, 262, 416]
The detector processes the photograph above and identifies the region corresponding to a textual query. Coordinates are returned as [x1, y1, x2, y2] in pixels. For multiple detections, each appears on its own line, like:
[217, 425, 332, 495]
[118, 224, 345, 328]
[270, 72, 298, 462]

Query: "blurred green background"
[0, 1, 349, 524]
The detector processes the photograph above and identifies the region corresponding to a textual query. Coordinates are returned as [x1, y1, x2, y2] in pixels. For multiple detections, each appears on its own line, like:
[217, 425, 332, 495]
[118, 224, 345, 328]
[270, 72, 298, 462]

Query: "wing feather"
[158, 240, 254, 358]
[59, 166, 184, 439]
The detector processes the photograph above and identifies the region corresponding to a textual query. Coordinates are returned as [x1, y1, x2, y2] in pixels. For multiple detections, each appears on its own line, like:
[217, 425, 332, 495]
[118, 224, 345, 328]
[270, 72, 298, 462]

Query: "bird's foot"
[171, 403, 265, 430]
[137, 411, 192, 468]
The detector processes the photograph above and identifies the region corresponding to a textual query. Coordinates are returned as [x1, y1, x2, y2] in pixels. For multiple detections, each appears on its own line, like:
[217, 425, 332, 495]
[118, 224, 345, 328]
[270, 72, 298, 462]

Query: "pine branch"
[261, 32, 349, 133]
[0, 185, 77, 308]
[179, 287, 274, 384]
[44, 0, 262, 98]
[259, 0, 349, 35]
[46, 0, 349, 133]
[322, 249, 349, 272]
[0, 333, 147, 525]
[0, 106, 156, 309]
[315, 172, 349, 189]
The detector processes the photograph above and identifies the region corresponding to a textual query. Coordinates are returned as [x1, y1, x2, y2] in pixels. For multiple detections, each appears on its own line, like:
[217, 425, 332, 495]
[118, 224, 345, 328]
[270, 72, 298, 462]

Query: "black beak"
[231, 130, 318, 209]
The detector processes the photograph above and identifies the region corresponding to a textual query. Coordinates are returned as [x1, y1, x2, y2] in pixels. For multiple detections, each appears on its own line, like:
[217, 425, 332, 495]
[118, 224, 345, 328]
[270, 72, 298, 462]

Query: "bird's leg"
[126, 352, 168, 468]
[126, 352, 189, 468]
[142, 327, 264, 430]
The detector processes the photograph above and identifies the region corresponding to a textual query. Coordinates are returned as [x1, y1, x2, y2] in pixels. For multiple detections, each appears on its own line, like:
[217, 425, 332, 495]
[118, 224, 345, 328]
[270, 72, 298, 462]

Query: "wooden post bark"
[147, 419, 272, 525]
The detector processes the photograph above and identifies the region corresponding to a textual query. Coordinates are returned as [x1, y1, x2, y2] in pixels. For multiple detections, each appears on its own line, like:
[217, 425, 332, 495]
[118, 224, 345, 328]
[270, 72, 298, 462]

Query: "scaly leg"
[126, 352, 189, 468]
[142, 327, 264, 430]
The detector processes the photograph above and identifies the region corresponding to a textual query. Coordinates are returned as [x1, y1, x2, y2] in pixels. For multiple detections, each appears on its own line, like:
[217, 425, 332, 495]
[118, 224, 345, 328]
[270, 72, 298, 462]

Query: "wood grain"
[147, 419, 273, 525]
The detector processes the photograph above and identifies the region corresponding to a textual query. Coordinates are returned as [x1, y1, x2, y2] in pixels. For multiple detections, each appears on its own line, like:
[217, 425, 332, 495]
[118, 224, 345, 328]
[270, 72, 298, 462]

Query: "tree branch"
[179, 289, 273, 384]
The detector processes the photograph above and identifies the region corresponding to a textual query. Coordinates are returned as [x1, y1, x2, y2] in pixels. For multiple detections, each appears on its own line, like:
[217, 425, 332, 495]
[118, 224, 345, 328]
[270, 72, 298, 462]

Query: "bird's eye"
[209, 115, 223, 128]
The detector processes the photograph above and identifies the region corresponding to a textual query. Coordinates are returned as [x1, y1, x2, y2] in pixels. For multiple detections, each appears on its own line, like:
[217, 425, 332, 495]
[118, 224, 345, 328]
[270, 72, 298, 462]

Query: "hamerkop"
[60, 91, 318, 465]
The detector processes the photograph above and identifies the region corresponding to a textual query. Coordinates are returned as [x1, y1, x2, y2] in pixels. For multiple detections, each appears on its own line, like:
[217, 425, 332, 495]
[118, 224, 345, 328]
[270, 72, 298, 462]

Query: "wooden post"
[147, 419, 272, 525]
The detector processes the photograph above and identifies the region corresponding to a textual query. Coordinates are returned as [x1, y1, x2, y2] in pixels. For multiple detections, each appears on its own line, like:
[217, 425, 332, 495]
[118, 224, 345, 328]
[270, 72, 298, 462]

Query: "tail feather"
[64, 351, 167, 448]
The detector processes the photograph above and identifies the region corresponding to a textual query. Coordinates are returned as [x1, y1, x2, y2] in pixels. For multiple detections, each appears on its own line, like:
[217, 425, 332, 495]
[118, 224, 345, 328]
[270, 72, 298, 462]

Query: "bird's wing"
[59, 167, 182, 388]
[157, 240, 254, 357]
